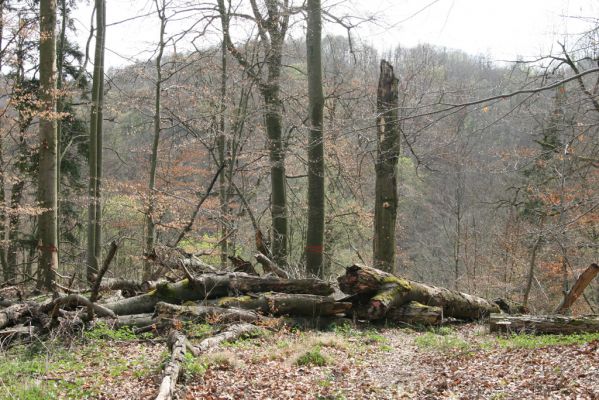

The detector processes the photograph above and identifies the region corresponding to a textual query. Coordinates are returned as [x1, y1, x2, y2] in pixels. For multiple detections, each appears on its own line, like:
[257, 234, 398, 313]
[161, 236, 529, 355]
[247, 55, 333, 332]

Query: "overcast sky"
[72, 0, 598, 68]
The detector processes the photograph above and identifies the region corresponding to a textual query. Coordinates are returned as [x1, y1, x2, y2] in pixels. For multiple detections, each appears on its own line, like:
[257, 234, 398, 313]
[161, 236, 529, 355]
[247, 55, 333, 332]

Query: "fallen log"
[155, 302, 263, 325]
[41, 294, 116, 319]
[190, 323, 264, 355]
[555, 263, 599, 314]
[339, 264, 499, 320]
[0, 303, 34, 329]
[156, 330, 187, 400]
[215, 293, 352, 317]
[490, 313, 599, 334]
[385, 301, 442, 325]
[104, 274, 334, 316]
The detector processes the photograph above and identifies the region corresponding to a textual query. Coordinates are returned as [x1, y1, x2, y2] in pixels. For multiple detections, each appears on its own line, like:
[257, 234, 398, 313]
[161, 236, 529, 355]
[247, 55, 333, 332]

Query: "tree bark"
[490, 313, 599, 334]
[215, 293, 351, 317]
[555, 263, 599, 314]
[305, 0, 325, 277]
[38, 0, 59, 291]
[339, 264, 499, 320]
[373, 60, 400, 273]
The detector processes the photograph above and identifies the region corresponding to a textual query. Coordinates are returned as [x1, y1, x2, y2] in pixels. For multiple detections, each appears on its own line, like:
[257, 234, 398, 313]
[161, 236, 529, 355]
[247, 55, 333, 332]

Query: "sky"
[71, 0, 598, 68]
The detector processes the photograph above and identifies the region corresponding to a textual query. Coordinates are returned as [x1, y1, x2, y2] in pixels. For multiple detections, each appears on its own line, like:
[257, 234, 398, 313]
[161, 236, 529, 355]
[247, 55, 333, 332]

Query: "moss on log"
[104, 274, 334, 316]
[339, 264, 500, 320]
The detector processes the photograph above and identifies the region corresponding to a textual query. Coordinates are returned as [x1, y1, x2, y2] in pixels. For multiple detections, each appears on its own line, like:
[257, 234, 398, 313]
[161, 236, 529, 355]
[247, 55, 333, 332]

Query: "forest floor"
[0, 322, 598, 399]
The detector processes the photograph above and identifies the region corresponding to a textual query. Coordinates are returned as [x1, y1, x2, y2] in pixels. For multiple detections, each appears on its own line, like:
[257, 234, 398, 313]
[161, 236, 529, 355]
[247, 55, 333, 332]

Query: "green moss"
[381, 276, 411, 290]
[218, 295, 253, 307]
[372, 284, 410, 304]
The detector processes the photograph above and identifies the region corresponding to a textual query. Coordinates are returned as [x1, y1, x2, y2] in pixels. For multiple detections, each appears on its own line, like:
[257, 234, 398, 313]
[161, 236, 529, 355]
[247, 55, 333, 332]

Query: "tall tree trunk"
[217, 25, 229, 268]
[0, 0, 8, 281]
[262, 77, 287, 268]
[143, 0, 166, 279]
[305, 0, 325, 277]
[373, 60, 400, 273]
[87, 0, 105, 283]
[216, 0, 289, 268]
[38, 0, 59, 291]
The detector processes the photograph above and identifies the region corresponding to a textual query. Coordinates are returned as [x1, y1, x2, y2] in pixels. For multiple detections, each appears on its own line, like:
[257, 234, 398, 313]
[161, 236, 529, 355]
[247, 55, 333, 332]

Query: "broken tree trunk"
[214, 293, 352, 317]
[156, 330, 187, 400]
[104, 274, 333, 316]
[339, 264, 499, 320]
[490, 313, 599, 334]
[254, 253, 289, 278]
[155, 302, 263, 325]
[555, 263, 599, 314]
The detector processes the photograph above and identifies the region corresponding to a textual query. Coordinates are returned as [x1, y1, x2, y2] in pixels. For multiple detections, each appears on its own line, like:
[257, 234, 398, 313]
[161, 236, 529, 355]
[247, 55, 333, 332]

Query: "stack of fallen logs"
[1, 257, 599, 399]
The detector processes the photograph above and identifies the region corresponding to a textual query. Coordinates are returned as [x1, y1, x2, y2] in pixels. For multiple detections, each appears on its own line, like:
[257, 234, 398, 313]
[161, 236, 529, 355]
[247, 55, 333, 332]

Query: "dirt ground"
[1, 323, 598, 399]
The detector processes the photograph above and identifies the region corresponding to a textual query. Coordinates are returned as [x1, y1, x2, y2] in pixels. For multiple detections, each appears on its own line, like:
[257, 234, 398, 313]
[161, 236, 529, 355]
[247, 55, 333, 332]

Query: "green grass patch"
[414, 331, 471, 353]
[84, 322, 143, 341]
[294, 346, 329, 367]
[496, 332, 599, 349]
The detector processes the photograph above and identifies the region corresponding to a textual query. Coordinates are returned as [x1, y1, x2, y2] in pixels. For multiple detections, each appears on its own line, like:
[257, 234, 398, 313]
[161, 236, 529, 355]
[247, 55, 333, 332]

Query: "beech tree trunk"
[305, 0, 325, 277]
[490, 313, 599, 334]
[38, 0, 58, 291]
[217, 0, 290, 268]
[339, 264, 499, 320]
[87, 0, 106, 283]
[373, 60, 400, 273]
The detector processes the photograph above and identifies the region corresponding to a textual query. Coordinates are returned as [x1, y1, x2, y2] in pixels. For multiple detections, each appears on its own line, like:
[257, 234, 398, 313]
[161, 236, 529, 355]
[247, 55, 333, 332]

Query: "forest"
[0, 0, 598, 398]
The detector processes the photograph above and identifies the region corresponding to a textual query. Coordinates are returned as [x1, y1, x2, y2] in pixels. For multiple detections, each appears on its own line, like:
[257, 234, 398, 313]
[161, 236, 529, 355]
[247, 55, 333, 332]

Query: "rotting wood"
[385, 301, 442, 325]
[155, 330, 187, 400]
[214, 293, 352, 317]
[339, 264, 500, 320]
[104, 273, 333, 316]
[155, 302, 263, 325]
[490, 313, 599, 334]
[190, 323, 264, 355]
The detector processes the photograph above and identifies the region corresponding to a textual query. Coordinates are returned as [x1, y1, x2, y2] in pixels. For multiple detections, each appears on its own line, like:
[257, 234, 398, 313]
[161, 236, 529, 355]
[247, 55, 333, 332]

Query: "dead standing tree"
[373, 60, 400, 273]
